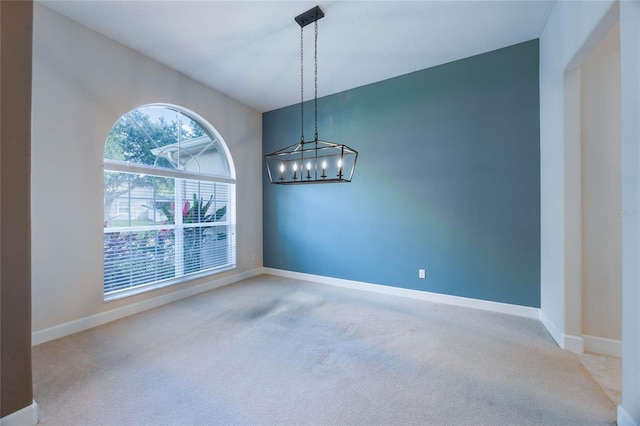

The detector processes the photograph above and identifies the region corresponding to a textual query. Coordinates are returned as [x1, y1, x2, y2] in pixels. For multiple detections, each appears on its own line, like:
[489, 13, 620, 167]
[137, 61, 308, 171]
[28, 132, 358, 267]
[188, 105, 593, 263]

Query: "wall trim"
[563, 334, 585, 353]
[618, 405, 640, 426]
[0, 401, 38, 426]
[537, 310, 610, 354]
[32, 268, 262, 346]
[262, 268, 540, 319]
[35, 266, 593, 356]
[583, 334, 622, 357]
[539, 309, 564, 347]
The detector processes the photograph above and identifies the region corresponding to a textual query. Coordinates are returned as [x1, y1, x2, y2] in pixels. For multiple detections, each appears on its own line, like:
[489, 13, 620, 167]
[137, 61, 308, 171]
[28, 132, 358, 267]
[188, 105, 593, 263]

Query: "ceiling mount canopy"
[265, 5, 358, 185]
[294, 5, 324, 28]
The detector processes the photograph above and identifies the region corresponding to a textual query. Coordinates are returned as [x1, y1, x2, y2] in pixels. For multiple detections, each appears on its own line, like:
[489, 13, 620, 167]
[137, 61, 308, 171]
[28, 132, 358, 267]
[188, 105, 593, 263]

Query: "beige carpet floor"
[32, 275, 616, 425]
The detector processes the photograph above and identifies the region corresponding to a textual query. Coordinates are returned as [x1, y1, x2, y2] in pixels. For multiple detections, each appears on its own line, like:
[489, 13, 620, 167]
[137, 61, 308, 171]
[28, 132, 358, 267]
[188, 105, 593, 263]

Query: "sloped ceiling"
[40, 1, 555, 112]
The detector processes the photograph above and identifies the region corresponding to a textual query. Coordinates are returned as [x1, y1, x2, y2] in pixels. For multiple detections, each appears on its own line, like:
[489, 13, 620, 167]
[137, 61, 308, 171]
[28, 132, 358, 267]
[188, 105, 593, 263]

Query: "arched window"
[103, 104, 236, 300]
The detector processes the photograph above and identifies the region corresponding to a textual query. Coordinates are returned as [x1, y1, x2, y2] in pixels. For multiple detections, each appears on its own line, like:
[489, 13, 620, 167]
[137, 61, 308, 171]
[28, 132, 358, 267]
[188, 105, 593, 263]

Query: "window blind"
[104, 172, 235, 298]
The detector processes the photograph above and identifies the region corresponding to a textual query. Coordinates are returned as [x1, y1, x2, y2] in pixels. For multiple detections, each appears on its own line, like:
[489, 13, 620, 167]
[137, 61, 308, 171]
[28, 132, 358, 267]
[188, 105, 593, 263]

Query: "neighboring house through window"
[103, 104, 236, 301]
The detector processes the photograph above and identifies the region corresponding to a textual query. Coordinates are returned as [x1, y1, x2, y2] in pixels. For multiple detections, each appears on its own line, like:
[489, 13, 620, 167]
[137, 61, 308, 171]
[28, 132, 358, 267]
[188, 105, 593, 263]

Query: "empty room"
[1, 0, 639, 425]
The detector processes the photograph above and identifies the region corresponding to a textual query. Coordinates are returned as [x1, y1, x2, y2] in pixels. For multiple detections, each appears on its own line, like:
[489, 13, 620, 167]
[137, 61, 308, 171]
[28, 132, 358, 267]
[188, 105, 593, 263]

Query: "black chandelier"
[265, 6, 358, 185]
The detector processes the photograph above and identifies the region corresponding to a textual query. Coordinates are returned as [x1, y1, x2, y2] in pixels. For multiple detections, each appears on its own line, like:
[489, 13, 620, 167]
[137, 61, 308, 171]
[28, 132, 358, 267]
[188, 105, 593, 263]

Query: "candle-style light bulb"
[292, 163, 298, 180]
[321, 160, 327, 179]
[306, 162, 312, 179]
[337, 159, 343, 178]
[279, 163, 285, 181]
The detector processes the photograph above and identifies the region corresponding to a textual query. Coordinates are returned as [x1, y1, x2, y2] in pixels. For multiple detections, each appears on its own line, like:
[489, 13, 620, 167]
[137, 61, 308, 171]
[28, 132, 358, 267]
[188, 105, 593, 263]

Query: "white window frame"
[103, 104, 236, 302]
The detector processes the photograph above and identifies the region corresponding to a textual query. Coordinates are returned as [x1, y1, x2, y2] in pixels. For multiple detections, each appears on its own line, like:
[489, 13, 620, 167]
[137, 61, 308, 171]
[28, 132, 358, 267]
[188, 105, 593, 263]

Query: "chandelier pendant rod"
[299, 24, 304, 181]
[300, 25, 304, 144]
[296, 6, 324, 181]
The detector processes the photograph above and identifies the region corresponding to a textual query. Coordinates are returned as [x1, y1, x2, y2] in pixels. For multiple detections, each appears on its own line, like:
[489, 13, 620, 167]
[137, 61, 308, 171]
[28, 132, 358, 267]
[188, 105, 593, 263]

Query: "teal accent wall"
[262, 40, 540, 307]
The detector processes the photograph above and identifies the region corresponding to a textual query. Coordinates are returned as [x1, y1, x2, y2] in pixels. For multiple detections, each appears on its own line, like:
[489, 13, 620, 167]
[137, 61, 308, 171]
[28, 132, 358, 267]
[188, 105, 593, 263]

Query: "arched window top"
[105, 104, 234, 179]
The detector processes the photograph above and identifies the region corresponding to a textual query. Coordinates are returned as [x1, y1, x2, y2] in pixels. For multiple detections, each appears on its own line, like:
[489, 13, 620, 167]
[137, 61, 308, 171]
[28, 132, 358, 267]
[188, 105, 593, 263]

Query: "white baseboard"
[563, 334, 585, 353]
[583, 334, 622, 357]
[262, 268, 540, 319]
[539, 309, 564, 347]
[618, 405, 640, 426]
[0, 401, 37, 426]
[537, 311, 611, 354]
[537, 314, 621, 356]
[32, 268, 262, 346]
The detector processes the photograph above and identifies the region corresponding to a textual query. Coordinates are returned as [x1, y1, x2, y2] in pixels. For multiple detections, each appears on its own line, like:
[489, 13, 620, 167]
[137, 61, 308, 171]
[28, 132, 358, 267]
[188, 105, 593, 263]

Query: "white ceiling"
[40, 0, 555, 113]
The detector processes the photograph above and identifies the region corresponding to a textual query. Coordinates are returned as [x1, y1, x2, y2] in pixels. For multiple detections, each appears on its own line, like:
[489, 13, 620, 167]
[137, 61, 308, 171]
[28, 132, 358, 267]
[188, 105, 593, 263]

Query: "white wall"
[541, 0, 640, 424]
[31, 4, 263, 334]
[539, 0, 617, 349]
[620, 1, 640, 424]
[580, 23, 621, 342]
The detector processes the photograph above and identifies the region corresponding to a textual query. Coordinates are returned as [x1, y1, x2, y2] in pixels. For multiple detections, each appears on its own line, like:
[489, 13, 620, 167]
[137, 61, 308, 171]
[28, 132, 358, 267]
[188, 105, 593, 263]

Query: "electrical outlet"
[251, 253, 256, 261]
[419, 269, 426, 279]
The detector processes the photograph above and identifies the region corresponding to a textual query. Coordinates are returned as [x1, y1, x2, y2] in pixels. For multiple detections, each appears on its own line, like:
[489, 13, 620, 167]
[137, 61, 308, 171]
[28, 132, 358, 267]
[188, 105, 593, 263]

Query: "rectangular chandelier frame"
[265, 139, 358, 185]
